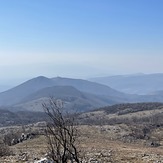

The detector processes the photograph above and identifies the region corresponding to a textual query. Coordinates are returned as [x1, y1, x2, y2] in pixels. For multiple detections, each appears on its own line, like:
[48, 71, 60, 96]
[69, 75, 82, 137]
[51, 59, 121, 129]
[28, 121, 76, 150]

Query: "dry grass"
[0, 125, 163, 162]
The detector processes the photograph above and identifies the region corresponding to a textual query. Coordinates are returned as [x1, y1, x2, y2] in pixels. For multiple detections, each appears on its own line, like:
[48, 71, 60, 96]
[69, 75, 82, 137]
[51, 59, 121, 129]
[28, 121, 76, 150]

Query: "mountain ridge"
[1, 75, 163, 112]
[0, 76, 128, 111]
[90, 73, 163, 95]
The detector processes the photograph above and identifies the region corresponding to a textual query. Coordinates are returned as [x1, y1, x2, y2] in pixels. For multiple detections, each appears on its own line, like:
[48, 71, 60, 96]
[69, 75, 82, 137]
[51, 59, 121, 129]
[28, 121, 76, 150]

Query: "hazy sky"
[0, 0, 163, 84]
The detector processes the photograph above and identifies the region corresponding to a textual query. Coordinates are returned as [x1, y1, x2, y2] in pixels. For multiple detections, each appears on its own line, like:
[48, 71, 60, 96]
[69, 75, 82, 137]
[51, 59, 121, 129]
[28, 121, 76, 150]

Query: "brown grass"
[0, 125, 163, 162]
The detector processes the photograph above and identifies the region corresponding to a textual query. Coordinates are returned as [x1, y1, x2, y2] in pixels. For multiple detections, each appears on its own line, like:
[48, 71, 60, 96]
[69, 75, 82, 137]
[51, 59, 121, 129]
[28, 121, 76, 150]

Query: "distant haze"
[90, 73, 163, 95]
[0, 1, 163, 85]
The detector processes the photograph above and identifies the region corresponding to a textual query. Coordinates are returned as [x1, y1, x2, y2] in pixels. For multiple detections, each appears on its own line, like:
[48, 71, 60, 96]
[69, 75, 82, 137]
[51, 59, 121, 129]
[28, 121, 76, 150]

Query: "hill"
[1, 75, 163, 113]
[79, 102, 163, 126]
[15, 86, 114, 112]
[0, 76, 130, 112]
[0, 76, 55, 106]
[90, 73, 163, 95]
[0, 108, 46, 127]
[1, 103, 163, 163]
[52, 77, 125, 97]
[2, 102, 163, 129]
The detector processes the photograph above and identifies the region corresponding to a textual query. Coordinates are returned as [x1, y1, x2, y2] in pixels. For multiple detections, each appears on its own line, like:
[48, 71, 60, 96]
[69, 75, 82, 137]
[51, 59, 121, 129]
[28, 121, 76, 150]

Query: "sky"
[0, 0, 163, 85]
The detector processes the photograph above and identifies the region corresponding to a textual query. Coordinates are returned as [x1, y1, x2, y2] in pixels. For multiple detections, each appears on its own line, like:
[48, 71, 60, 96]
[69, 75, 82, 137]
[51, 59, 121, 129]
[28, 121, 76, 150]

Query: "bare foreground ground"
[0, 125, 163, 163]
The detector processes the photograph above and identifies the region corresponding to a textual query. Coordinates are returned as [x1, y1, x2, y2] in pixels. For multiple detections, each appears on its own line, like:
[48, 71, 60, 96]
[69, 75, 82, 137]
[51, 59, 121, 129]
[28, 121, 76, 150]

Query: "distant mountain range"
[90, 73, 163, 95]
[0, 76, 131, 112]
[1, 75, 163, 113]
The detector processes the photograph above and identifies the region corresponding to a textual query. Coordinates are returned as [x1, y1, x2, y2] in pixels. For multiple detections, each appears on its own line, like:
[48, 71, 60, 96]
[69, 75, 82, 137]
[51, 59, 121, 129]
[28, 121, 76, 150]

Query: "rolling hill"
[0, 76, 130, 112]
[79, 102, 163, 125]
[16, 86, 115, 112]
[1, 75, 163, 113]
[0, 108, 47, 127]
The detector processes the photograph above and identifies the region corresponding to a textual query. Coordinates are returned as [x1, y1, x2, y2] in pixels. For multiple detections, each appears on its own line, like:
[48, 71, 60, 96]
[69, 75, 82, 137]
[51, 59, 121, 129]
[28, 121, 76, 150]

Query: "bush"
[0, 143, 12, 157]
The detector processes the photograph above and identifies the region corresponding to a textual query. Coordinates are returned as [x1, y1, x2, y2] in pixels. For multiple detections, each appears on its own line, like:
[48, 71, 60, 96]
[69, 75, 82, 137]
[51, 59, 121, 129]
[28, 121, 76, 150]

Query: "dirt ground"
[0, 125, 163, 163]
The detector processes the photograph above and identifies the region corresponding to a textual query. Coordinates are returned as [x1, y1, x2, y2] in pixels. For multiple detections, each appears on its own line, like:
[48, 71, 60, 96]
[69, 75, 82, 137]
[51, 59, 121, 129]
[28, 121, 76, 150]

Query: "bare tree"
[43, 98, 81, 163]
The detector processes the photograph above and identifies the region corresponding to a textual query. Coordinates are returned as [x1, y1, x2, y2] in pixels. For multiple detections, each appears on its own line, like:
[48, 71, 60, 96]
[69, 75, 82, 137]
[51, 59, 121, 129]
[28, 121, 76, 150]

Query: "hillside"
[90, 73, 163, 95]
[15, 86, 114, 112]
[52, 77, 125, 97]
[0, 76, 55, 106]
[0, 108, 46, 127]
[79, 102, 163, 126]
[1, 76, 163, 113]
[99, 102, 163, 114]
[2, 102, 163, 128]
[1, 102, 163, 163]
[0, 85, 12, 92]
[0, 76, 131, 112]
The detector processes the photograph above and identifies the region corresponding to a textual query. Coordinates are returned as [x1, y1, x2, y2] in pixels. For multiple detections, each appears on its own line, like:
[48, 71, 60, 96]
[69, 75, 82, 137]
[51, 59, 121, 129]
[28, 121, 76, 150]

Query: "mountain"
[15, 86, 116, 112]
[90, 73, 163, 95]
[0, 76, 128, 111]
[0, 76, 55, 106]
[2, 75, 163, 113]
[0, 85, 12, 92]
[21, 85, 84, 102]
[51, 77, 125, 97]
[150, 90, 163, 96]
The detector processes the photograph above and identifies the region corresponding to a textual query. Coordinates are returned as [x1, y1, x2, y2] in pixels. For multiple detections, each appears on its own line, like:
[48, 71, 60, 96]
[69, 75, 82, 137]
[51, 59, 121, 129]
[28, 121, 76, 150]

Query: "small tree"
[43, 98, 81, 163]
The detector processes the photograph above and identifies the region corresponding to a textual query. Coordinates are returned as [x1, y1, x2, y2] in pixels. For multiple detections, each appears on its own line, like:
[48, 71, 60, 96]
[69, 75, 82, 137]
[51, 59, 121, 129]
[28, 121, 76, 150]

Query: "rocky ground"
[0, 124, 163, 163]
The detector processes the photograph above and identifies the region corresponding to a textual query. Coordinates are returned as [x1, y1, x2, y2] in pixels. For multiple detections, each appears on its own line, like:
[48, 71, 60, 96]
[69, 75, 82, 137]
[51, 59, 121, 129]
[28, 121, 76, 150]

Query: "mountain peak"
[33, 76, 49, 80]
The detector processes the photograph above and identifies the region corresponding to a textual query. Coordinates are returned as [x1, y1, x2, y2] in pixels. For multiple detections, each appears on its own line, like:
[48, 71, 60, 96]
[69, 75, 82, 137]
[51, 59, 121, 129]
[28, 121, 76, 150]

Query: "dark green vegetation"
[100, 102, 163, 114]
[0, 109, 47, 127]
[79, 102, 163, 126]
[1, 102, 163, 128]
